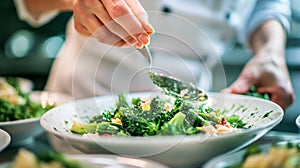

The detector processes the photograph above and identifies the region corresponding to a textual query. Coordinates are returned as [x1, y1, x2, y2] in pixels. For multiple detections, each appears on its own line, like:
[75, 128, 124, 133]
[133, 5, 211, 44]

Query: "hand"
[222, 51, 294, 111]
[73, 0, 154, 48]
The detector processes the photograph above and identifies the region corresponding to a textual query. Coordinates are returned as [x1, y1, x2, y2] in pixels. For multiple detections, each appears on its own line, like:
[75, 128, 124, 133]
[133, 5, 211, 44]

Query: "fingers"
[222, 55, 294, 111]
[225, 77, 254, 94]
[74, 21, 91, 37]
[73, 0, 154, 47]
[75, 12, 102, 36]
[91, 1, 138, 46]
[258, 86, 295, 111]
[125, 0, 154, 35]
[224, 82, 294, 111]
[101, 0, 152, 47]
[73, 7, 125, 46]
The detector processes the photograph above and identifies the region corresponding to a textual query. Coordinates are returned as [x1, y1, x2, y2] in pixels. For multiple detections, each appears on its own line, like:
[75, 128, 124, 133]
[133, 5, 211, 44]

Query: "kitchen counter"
[1, 131, 300, 167]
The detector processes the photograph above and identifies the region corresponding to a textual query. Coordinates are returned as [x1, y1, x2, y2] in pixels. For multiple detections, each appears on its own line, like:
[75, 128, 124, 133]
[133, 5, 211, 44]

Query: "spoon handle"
[138, 46, 153, 71]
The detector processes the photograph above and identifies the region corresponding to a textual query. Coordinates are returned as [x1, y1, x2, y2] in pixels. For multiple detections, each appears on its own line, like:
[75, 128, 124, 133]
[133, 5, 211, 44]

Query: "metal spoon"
[138, 46, 208, 101]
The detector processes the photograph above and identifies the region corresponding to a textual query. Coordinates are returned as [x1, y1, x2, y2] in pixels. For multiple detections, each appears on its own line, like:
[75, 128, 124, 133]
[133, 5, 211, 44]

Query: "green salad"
[71, 93, 247, 137]
[0, 77, 54, 122]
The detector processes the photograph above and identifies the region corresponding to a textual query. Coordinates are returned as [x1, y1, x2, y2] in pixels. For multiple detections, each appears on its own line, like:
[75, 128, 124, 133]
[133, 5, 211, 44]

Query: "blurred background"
[0, 0, 72, 89]
[0, 0, 299, 132]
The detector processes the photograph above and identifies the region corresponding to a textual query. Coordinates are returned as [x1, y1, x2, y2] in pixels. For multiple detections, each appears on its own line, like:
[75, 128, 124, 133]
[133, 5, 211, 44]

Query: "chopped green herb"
[71, 93, 247, 137]
[245, 85, 270, 100]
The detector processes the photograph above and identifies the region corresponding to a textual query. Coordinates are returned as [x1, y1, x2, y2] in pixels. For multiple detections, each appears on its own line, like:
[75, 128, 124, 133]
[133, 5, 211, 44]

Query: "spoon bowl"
[149, 71, 207, 101]
[138, 46, 208, 101]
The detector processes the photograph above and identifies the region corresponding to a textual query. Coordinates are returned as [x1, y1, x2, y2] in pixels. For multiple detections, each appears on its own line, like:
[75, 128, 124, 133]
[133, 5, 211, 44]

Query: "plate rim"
[0, 117, 40, 126]
[295, 114, 300, 128]
[0, 128, 11, 152]
[40, 92, 284, 142]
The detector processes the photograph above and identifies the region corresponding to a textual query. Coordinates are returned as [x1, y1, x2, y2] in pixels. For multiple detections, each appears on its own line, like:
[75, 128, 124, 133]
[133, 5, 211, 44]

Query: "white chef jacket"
[13, 0, 291, 99]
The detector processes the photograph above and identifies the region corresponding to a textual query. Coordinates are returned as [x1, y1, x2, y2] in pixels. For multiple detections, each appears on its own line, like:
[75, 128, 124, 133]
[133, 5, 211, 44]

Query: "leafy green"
[245, 85, 270, 100]
[0, 77, 54, 122]
[5, 77, 23, 95]
[242, 144, 262, 161]
[224, 115, 246, 128]
[71, 93, 247, 137]
[37, 151, 85, 168]
[160, 112, 186, 135]
[0, 94, 54, 121]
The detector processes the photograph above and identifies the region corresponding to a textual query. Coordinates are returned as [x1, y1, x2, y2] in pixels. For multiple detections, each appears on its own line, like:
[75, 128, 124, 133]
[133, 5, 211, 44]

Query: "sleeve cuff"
[13, 0, 59, 27]
[242, 0, 291, 45]
[246, 11, 291, 41]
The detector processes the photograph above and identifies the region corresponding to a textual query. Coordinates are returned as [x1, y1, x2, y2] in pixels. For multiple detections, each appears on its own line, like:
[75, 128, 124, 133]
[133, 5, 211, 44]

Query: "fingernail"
[138, 34, 149, 45]
[144, 24, 155, 35]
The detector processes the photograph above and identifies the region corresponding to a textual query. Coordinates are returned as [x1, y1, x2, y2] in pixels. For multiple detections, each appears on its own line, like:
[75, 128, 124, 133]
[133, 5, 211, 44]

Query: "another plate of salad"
[41, 91, 283, 168]
[0, 149, 168, 168]
[0, 77, 72, 146]
[203, 140, 300, 168]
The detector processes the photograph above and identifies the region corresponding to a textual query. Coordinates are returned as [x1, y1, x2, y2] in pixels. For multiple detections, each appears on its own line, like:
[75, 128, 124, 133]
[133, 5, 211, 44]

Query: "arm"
[24, 0, 73, 18]
[13, 0, 72, 27]
[223, 0, 294, 110]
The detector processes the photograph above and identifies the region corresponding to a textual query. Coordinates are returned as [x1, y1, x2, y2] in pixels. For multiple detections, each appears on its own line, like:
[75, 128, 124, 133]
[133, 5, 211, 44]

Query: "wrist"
[250, 20, 286, 55]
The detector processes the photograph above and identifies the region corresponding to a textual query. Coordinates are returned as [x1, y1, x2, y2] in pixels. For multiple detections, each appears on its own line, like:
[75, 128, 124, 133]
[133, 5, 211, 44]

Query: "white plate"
[69, 154, 169, 168]
[295, 114, 300, 129]
[0, 154, 169, 168]
[0, 128, 11, 152]
[203, 140, 300, 168]
[41, 92, 284, 168]
[0, 91, 72, 146]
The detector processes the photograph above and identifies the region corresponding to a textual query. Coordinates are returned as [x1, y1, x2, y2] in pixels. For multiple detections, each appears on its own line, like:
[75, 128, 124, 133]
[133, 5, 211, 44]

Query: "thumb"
[225, 77, 253, 94]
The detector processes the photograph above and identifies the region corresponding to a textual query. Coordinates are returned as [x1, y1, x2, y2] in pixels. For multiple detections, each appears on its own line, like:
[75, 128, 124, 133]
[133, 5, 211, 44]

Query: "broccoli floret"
[159, 112, 186, 135]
